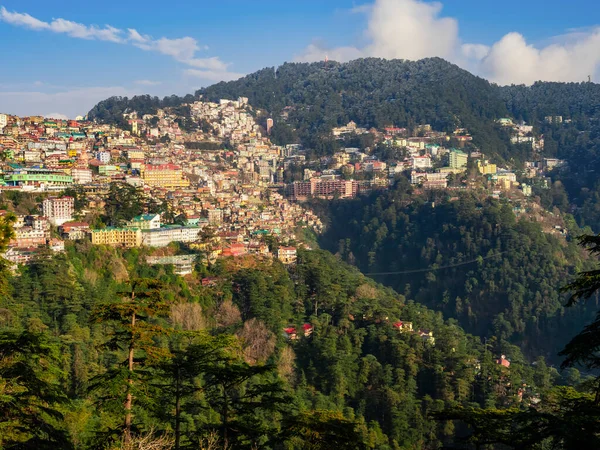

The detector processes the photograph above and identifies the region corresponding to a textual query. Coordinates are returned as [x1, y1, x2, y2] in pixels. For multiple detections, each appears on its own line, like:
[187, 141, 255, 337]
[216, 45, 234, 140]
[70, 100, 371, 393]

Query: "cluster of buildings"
[0, 102, 572, 266]
[285, 121, 531, 197]
[0, 99, 323, 267]
[496, 118, 544, 151]
[283, 115, 565, 200]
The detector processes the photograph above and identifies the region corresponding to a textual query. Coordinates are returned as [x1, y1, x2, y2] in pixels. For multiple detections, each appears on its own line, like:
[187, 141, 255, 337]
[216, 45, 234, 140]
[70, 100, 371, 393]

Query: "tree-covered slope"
[314, 182, 594, 361]
[88, 58, 600, 165]
[0, 241, 565, 449]
[87, 94, 195, 126]
[197, 58, 511, 155]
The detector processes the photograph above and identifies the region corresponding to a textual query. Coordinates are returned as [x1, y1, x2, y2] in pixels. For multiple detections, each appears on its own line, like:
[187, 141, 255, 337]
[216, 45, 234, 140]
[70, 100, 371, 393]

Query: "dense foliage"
[314, 180, 594, 361]
[0, 230, 568, 449]
[87, 94, 195, 128]
[436, 233, 600, 449]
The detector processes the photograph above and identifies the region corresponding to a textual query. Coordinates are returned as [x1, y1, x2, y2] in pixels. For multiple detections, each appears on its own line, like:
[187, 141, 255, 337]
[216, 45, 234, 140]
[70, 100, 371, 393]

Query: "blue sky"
[1, 0, 600, 118]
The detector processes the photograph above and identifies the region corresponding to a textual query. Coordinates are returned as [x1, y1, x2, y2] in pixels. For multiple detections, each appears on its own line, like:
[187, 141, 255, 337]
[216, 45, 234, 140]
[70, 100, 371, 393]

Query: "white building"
[95, 151, 111, 164]
[42, 197, 74, 226]
[0, 114, 7, 131]
[411, 156, 432, 170]
[146, 255, 197, 275]
[71, 169, 93, 184]
[277, 247, 297, 265]
[141, 226, 200, 247]
[129, 214, 161, 230]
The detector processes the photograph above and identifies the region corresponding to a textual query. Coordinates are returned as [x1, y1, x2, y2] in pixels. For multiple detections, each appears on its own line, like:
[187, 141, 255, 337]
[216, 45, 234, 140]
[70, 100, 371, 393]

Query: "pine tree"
[0, 331, 71, 449]
[89, 278, 171, 444]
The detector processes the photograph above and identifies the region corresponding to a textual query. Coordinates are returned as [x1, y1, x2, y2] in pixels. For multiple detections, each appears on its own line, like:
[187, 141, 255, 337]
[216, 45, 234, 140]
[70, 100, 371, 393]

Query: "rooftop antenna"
[589, 75, 592, 83]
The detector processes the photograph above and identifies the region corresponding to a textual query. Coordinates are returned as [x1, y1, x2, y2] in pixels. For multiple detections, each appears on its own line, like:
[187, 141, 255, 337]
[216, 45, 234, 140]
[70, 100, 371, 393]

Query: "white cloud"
[134, 80, 162, 86]
[295, 0, 600, 85]
[127, 28, 150, 44]
[365, 0, 459, 60]
[186, 57, 231, 71]
[0, 7, 124, 42]
[479, 29, 600, 85]
[0, 6, 241, 82]
[184, 69, 244, 82]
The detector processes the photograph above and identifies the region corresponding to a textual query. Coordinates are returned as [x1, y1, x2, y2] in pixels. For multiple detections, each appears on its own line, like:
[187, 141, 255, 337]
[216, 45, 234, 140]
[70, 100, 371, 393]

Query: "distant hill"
[89, 57, 600, 160]
[198, 58, 506, 143]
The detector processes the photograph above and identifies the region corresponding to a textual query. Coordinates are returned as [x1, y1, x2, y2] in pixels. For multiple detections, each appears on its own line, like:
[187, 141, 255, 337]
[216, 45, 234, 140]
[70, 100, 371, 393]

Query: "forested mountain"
[197, 58, 508, 154]
[88, 94, 195, 128]
[313, 180, 595, 361]
[1, 234, 566, 449]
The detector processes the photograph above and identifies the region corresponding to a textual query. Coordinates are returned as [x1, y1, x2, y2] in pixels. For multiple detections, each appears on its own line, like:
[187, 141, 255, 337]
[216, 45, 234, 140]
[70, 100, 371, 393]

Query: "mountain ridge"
[88, 57, 600, 163]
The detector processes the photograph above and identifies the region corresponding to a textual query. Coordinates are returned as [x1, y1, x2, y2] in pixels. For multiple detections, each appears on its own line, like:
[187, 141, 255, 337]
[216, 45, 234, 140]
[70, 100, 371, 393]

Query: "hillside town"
[285, 118, 562, 200]
[0, 99, 323, 268]
[0, 98, 568, 267]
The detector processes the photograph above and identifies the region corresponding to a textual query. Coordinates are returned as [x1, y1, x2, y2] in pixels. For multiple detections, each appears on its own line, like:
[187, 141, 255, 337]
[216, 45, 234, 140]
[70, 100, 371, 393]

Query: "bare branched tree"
[117, 429, 174, 450]
[215, 300, 242, 328]
[197, 432, 224, 450]
[278, 345, 296, 383]
[237, 318, 276, 365]
[170, 302, 205, 331]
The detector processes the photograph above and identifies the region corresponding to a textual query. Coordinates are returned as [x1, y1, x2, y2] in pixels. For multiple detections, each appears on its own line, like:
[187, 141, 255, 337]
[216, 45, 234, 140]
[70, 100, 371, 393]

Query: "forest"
[0, 207, 579, 449]
[313, 179, 596, 361]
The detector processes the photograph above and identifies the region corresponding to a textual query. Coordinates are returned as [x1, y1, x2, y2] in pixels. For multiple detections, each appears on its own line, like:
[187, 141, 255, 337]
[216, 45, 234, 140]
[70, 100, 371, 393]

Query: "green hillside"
[0, 237, 564, 449]
[314, 183, 594, 361]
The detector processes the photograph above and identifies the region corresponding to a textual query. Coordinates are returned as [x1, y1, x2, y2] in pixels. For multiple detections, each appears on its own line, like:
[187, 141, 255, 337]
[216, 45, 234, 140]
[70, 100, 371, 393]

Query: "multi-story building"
[59, 222, 90, 240]
[0, 113, 8, 131]
[12, 227, 47, 247]
[71, 168, 93, 184]
[449, 150, 468, 170]
[288, 179, 359, 200]
[90, 228, 142, 247]
[277, 247, 297, 265]
[4, 247, 40, 266]
[141, 164, 190, 188]
[3, 168, 73, 190]
[42, 197, 75, 226]
[95, 151, 111, 164]
[411, 156, 432, 170]
[141, 226, 200, 247]
[208, 209, 223, 225]
[477, 160, 497, 175]
[146, 255, 198, 275]
[128, 214, 161, 230]
[411, 171, 448, 185]
[98, 165, 119, 176]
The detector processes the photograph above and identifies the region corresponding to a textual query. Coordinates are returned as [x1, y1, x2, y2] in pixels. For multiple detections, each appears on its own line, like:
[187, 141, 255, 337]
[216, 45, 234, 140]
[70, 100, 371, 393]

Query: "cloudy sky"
[1, 0, 599, 118]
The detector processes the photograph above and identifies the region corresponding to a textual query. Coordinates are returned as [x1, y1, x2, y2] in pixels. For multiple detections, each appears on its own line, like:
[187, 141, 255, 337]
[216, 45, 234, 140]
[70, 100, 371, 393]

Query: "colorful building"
[42, 196, 74, 226]
[3, 168, 73, 189]
[141, 164, 190, 188]
[477, 160, 497, 175]
[90, 228, 142, 247]
[449, 149, 468, 170]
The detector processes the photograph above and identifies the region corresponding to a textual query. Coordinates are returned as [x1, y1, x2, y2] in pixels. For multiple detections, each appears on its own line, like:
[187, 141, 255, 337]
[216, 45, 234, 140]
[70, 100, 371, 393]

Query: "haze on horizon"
[0, 0, 599, 118]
